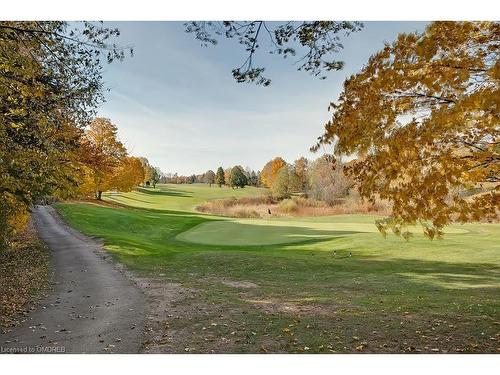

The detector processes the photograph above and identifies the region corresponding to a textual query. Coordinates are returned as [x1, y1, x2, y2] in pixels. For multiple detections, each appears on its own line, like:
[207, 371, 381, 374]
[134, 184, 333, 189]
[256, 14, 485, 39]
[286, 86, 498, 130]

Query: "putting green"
[175, 219, 469, 246]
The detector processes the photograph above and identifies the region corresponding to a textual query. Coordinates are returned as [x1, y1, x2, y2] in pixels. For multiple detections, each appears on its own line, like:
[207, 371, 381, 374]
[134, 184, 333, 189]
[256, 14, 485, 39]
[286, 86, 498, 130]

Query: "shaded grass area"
[0, 221, 51, 330]
[55, 185, 500, 353]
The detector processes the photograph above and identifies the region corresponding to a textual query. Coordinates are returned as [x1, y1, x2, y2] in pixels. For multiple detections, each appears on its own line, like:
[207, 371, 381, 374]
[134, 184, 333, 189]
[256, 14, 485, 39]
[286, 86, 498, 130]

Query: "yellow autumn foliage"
[314, 21, 499, 237]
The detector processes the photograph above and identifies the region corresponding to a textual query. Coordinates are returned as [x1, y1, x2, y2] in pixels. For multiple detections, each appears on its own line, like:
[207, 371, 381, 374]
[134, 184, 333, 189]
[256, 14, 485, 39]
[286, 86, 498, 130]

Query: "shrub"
[279, 199, 298, 213]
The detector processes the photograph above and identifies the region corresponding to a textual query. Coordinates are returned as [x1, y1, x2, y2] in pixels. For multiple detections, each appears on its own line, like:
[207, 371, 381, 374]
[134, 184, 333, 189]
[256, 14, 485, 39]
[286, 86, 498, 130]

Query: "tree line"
[161, 154, 354, 205]
[162, 166, 260, 188]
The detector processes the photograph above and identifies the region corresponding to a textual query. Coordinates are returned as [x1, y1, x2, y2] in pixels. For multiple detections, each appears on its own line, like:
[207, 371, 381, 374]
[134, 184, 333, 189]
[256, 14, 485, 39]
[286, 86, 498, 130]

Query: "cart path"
[1, 205, 145, 354]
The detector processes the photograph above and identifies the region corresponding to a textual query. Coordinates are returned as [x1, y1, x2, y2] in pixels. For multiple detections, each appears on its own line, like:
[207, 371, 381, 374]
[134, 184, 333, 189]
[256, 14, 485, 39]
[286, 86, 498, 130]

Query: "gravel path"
[1, 205, 145, 354]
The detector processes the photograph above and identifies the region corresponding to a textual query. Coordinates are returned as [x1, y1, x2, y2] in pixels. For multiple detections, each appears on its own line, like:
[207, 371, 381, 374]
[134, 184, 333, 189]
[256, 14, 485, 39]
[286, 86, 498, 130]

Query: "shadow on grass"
[136, 187, 193, 198]
[177, 220, 366, 247]
[55, 201, 500, 300]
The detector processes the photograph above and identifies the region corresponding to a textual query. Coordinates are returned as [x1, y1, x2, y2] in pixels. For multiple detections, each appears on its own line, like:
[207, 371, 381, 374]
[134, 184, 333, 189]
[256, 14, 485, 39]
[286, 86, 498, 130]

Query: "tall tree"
[261, 157, 287, 188]
[230, 166, 248, 188]
[185, 21, 362, 86]
[0, 21, 130, 247]
[224, 168, 232, 187]
[204, 170, 216, 186]
[293, 157, 310, 193]
[271, 166, 291, 200]
[80, 118, 127, 200]
[215, 167, 225, 187]
[313, 21, 500, 238]
[248, 170, 259, 187]
[149, 166, 161, 188]
[307, 156, 353, 205]
[139, 157, 152, 186]
[110, 156, 145, 192]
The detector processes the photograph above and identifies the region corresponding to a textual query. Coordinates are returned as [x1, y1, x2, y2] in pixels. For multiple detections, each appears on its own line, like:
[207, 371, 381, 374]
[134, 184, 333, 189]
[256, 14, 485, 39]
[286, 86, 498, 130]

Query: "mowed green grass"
[56, 184, 500, 353]
[176, 219, 469, 246]
[104, 183, 267, 212]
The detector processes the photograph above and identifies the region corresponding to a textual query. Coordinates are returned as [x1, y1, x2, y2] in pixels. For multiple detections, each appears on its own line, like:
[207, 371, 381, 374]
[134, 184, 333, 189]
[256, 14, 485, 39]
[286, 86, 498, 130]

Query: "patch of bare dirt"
[221, 280, 258, 289]
[243, 297, 337, 317]
[202, 277, 258, 289]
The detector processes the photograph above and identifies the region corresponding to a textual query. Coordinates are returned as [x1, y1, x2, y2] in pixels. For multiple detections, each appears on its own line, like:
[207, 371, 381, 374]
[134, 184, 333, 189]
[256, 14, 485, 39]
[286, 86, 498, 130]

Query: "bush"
[279, 199, 298, 213]
[232, 208, 260, 218]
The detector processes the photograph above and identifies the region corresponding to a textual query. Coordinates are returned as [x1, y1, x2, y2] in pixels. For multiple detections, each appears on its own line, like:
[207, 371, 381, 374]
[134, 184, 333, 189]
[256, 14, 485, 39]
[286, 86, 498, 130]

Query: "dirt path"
[1, 205, 145, 354]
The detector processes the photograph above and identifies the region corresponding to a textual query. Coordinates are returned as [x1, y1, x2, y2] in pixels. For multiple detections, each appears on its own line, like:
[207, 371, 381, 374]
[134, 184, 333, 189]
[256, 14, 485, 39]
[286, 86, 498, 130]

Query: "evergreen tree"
[215, 167, 225, 187]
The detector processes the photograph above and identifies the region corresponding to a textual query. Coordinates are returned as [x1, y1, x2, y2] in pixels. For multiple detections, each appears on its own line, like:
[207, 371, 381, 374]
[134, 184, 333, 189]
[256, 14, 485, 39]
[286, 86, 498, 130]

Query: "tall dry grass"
[196, 195, 391, 218]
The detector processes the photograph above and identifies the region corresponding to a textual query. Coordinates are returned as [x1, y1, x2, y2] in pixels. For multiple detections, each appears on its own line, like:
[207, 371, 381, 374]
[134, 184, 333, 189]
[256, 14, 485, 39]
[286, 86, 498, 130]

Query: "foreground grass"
[56, 184, 500, 353]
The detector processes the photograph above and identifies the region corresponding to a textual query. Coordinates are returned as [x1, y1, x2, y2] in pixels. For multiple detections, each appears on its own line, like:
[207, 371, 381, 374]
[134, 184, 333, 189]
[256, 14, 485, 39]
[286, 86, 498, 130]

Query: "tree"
[248, 170, 259, 187]
[80, 118, 127, 200]
[185, 21, 362, 86]
[307, 156, 353, 205]
[261, 157, 287, 188]
[0, 21, 129, 247]
[151, 167, 162, 188]
[293, 157, 310, 193]
[139, 157, 152, 186]
[215, 167, 225, 187]
[288, 169, 302, 193]
[204, 170, 216, 186]
[110, 156, 145, 192]
[224, 168, 232, 187]
[313, 21, 499, 238]
[271, 166, 291, 200]
[230, 166, 248, 188]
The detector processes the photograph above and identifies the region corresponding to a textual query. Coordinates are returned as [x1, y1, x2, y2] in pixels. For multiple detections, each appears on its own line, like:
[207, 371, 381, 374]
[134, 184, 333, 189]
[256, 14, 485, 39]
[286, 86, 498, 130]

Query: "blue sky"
[98, 21, 428, 175]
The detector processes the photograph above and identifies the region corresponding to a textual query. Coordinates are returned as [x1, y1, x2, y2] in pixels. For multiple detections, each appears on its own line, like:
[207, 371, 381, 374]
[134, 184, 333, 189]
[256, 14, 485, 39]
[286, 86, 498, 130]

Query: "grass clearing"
[55, 183, 500, 353]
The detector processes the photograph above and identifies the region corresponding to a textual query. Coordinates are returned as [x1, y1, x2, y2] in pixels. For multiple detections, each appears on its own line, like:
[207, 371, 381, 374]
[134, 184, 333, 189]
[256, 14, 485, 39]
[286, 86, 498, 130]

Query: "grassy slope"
[56, 184, 500, 353]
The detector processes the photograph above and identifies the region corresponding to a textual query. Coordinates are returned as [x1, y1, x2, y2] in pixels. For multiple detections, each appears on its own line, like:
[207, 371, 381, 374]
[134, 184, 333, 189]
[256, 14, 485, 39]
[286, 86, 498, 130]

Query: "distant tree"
[271, 166, 291, 199]
[150, 167, 161, 188]
[204, 170, 216, 186]
[139, 157, 152, 186]
[294, 157, 310, 193]
[80, 118, 127, 200]
[215, 167, 225, 187]
[288, 169, 302, 193]
[256, 171, 262, 187]
[189, 175, 196, 184]
[307, 156, 353, 205]
[248, 170, 259, 187]
[224, 168, 232, 187]
[230, 166, 248, 188]
[185, 21, 362, 86]
[261, 157, 287, 188]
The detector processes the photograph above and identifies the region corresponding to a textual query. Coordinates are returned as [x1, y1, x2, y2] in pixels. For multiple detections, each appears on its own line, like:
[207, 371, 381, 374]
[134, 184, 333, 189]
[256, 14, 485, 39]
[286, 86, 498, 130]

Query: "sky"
[97, 21, 428, 175]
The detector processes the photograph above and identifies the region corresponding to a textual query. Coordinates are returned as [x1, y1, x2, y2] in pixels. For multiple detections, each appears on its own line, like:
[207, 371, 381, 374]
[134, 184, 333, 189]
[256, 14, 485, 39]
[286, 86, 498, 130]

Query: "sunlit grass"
[55, 183, 500, 352]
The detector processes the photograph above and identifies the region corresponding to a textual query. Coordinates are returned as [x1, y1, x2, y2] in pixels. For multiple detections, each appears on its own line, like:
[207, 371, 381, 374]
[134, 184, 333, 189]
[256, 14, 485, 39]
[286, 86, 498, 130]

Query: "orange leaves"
[261, 157, 287, 188]
[316, 22, 500, 235]
[78, 118, 135, 198]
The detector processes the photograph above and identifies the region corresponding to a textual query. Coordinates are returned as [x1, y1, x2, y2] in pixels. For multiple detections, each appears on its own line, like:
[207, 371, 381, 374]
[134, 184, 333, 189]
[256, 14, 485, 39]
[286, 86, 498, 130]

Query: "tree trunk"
[96, 191, 102, 200]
